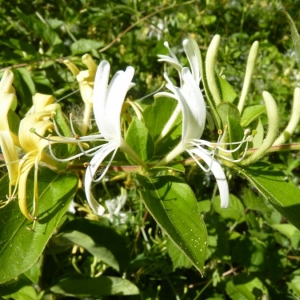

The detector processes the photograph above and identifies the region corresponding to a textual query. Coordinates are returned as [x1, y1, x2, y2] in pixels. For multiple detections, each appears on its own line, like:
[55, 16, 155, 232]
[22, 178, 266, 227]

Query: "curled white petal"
[84, 142, 118, 215]
[188, 147, 229, 208]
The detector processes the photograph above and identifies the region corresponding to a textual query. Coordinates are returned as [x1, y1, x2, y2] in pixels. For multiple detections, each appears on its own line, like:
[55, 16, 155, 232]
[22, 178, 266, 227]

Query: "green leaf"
[50, 106, 78, 167]
[217, 75, 237, 103]
[287, 269, 300, 297]
[50, 276, 139, 297]
[12, 68, 36, 108]
[212, 194, 245, 223]
[231, 236, 266, 272]
[0, 38, 36, 56]
[15, 11, 62, 46]
[143, 97, 179, 141]
[166, 238, 192, 270]
[227, 116, 245, 159]
[234, 162, 300, 229]
[284, 11, 300, 71]
[241, 187, 269, 212]
[226, 274, 269, 300]
[217, 102, 240, 128]
[7, 109, 20, 136]
[0, 168, 78, 284]
[137, 174, 207, 274]
[240, 105, 266, 127]
[143, 97, 182, 156]
[271, 224, 298, 239]
[70, 39, 104, 55]
[59, 219, 130, 272]
[0, 279, 38, 300]
[251, 118, 264, 148]
[271, 224, 300, 249]
[125, 116, 154, 162]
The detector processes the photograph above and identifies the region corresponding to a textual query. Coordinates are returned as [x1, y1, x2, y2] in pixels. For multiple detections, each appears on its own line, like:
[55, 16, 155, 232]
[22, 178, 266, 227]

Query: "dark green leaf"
[137, 174, 207, 274]
[0, 38, 36, 56]
[7, 109, 20, 136]
[0, 278, 38, 300]
[50, 275, 139, 297]
[16, 11, 62, 46]
[284, 11, 300, 71]
[12, 68, 36, 108]
[59, 219, 130, 272]
[234, 162, 300, 229]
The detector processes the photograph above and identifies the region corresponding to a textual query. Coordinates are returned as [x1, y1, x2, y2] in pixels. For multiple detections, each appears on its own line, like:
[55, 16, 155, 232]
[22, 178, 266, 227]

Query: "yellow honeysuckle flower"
[64, 54, 98, 135]
[18, 93, 59, 221]
[0, 70, 19, 198]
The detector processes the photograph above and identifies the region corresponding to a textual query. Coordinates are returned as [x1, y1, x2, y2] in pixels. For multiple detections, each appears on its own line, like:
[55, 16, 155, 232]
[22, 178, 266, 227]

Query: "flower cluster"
[1, 37, 273, 221]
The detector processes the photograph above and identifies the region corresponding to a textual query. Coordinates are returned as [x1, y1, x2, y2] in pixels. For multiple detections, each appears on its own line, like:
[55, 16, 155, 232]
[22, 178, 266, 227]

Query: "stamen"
[48, 141, 105, 162]
[92, 147, 118, 183]
[187, 149, 213, 173]
[189, 128, 253, 165]
[0, 194, 17, 208]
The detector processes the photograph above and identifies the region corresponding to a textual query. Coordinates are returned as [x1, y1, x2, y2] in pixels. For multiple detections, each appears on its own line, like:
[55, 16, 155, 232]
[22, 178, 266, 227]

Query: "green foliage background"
[1, 0, 300, 299]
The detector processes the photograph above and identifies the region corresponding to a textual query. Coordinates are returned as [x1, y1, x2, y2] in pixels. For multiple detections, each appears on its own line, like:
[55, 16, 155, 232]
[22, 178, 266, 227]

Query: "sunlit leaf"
[226, 274, 269, 299]
[137, 174, 207, 274]
[240, 105, 265, 127]
[217, 75, 237, 103]
[217, 102, 240, 127]
[0, 169, 78, 284]
[125, 116, 154, 162]
[234, 162, 300, 229]
[70, 39, 104, 55]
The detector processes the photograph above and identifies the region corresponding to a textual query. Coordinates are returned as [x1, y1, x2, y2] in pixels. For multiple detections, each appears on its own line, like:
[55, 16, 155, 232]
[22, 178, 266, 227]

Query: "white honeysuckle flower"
[158, 38, 201, 85]
[84, 60, 137, 215]
[155, 38, 203, 144]
[105, 189, 127, 223]
[48, 60, 147, 215]
[156, 68, 251, 208]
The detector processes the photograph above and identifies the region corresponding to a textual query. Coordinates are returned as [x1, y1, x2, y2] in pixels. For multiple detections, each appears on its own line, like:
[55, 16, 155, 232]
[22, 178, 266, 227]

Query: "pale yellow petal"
[0, 130, 19, 185]
[18, 154, 36, 221]
[64, 60, 80, 76]
[0, 70, 14, 93]
[33, 93, 54, 113]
